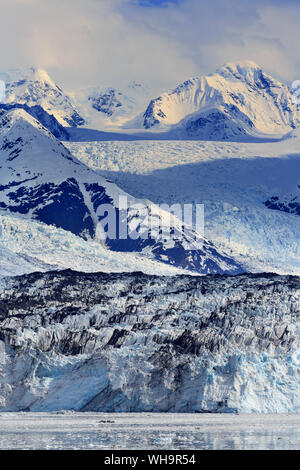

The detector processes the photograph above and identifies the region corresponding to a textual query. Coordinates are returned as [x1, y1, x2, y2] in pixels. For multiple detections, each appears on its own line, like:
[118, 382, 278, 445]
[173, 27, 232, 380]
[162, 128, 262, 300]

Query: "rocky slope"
[0, 270, 298, 413]
[264, 187, 300, 216]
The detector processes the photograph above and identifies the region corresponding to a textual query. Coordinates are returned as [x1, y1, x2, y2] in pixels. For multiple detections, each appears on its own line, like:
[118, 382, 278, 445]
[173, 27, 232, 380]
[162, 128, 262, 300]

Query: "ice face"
[0, 270, 298, 414]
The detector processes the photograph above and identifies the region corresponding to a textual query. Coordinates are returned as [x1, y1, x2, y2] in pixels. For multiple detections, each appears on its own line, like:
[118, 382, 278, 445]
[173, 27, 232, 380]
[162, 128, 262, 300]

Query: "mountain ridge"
[1, 67, 85, 127]
[0, 107, 243, 275]
[140, 61, 300, 139]
[2, 61, 300, 140]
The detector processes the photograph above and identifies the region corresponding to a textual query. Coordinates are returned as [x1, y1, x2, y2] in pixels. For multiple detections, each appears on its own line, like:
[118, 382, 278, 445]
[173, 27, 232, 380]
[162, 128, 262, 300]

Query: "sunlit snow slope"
[140, 61, 300, 139]
[1, 68, 84, 127]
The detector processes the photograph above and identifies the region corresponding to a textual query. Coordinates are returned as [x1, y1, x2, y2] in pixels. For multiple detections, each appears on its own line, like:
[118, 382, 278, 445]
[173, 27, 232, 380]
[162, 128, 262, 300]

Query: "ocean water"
[0, 412, 299, 450]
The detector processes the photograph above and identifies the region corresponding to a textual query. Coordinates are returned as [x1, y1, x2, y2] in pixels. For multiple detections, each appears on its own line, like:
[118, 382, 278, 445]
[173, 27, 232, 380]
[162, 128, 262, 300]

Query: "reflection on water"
[0, 413, 299, 450]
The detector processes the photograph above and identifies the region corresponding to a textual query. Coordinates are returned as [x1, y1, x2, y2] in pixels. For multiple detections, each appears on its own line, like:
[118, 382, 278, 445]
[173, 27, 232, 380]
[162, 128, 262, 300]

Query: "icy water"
[0, 413, 299, 450]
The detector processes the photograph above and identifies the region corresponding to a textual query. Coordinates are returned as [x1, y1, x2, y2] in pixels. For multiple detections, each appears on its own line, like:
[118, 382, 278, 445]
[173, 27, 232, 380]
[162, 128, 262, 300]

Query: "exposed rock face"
[0, 270, 298, 413]
[88, 89, 123, 116]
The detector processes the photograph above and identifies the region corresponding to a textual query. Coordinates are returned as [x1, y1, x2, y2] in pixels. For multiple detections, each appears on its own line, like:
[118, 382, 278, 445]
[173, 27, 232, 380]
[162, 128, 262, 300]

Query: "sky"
[1, 0, 300, 94]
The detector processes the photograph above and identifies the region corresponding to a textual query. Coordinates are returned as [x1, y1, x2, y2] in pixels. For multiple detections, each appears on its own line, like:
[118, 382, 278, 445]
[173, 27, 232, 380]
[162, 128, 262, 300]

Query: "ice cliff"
[0, 270, 298, 413]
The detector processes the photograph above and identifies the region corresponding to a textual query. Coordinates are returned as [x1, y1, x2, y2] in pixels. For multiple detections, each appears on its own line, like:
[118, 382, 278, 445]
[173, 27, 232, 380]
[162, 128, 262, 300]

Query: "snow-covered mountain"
[0, 270, 298, 413]
[0, 107, 242, 274]
[3, 62, 300, 139]
[0, 103, 69, 140]
[71, 81, 152, 130]
[1, 68, 84, 127]
[140, 61, 300, 139]
[1, 67, 153, 131]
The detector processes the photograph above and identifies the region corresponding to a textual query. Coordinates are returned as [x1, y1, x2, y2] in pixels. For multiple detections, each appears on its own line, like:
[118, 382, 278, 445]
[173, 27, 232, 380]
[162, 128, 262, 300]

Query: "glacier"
[66, 137, 300, 276]
[0, 270, 298, 413]
[0, 107, 243, 275]
[0, 210, 192, 277]
[0, 61, 299, 418]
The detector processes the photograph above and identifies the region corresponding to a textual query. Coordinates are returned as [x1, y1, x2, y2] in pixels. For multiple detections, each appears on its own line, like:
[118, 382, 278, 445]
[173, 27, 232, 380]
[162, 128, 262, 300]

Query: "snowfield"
[66, 137, 300, 275]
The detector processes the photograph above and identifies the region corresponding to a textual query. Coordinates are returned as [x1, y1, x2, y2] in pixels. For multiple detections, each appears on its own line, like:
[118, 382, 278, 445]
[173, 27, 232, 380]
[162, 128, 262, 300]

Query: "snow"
[0, 108, 242, 275]
[0, 413, 298, 450]
[65, 137, 300, 275]
[2, 61, 299, 141]
[138, 61, 300, 139]
[0, 211, 189, 277]
[1, 67, 84, 127]
[0, 62, 299, 430]
[70, 82, 153, 131]
[0, 97, 298, 419]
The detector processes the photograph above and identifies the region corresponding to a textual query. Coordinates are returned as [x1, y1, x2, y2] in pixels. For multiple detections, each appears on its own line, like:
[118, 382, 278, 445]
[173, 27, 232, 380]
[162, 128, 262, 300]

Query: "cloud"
[0, 0, 300, 94]
[132, 0, 181, 7]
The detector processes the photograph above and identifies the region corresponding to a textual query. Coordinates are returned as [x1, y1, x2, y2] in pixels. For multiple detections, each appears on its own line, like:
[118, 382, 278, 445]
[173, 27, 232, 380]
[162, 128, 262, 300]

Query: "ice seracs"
[0, 270, 298, 413]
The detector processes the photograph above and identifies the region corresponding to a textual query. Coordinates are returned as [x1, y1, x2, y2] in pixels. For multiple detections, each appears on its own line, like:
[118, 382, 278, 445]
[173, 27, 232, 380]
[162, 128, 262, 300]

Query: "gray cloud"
[0, 0, 299, 94]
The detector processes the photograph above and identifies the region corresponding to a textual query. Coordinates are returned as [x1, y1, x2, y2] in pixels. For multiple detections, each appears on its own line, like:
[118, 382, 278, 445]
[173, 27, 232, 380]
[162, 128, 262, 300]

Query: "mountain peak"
[0, 67, 55, 86]
[27, 67, 56, 86]
[216, 60, 262, 79]
[1, 67, 85, 127]
[141, 59, 299, 137]
[0, 107, 44, 134]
